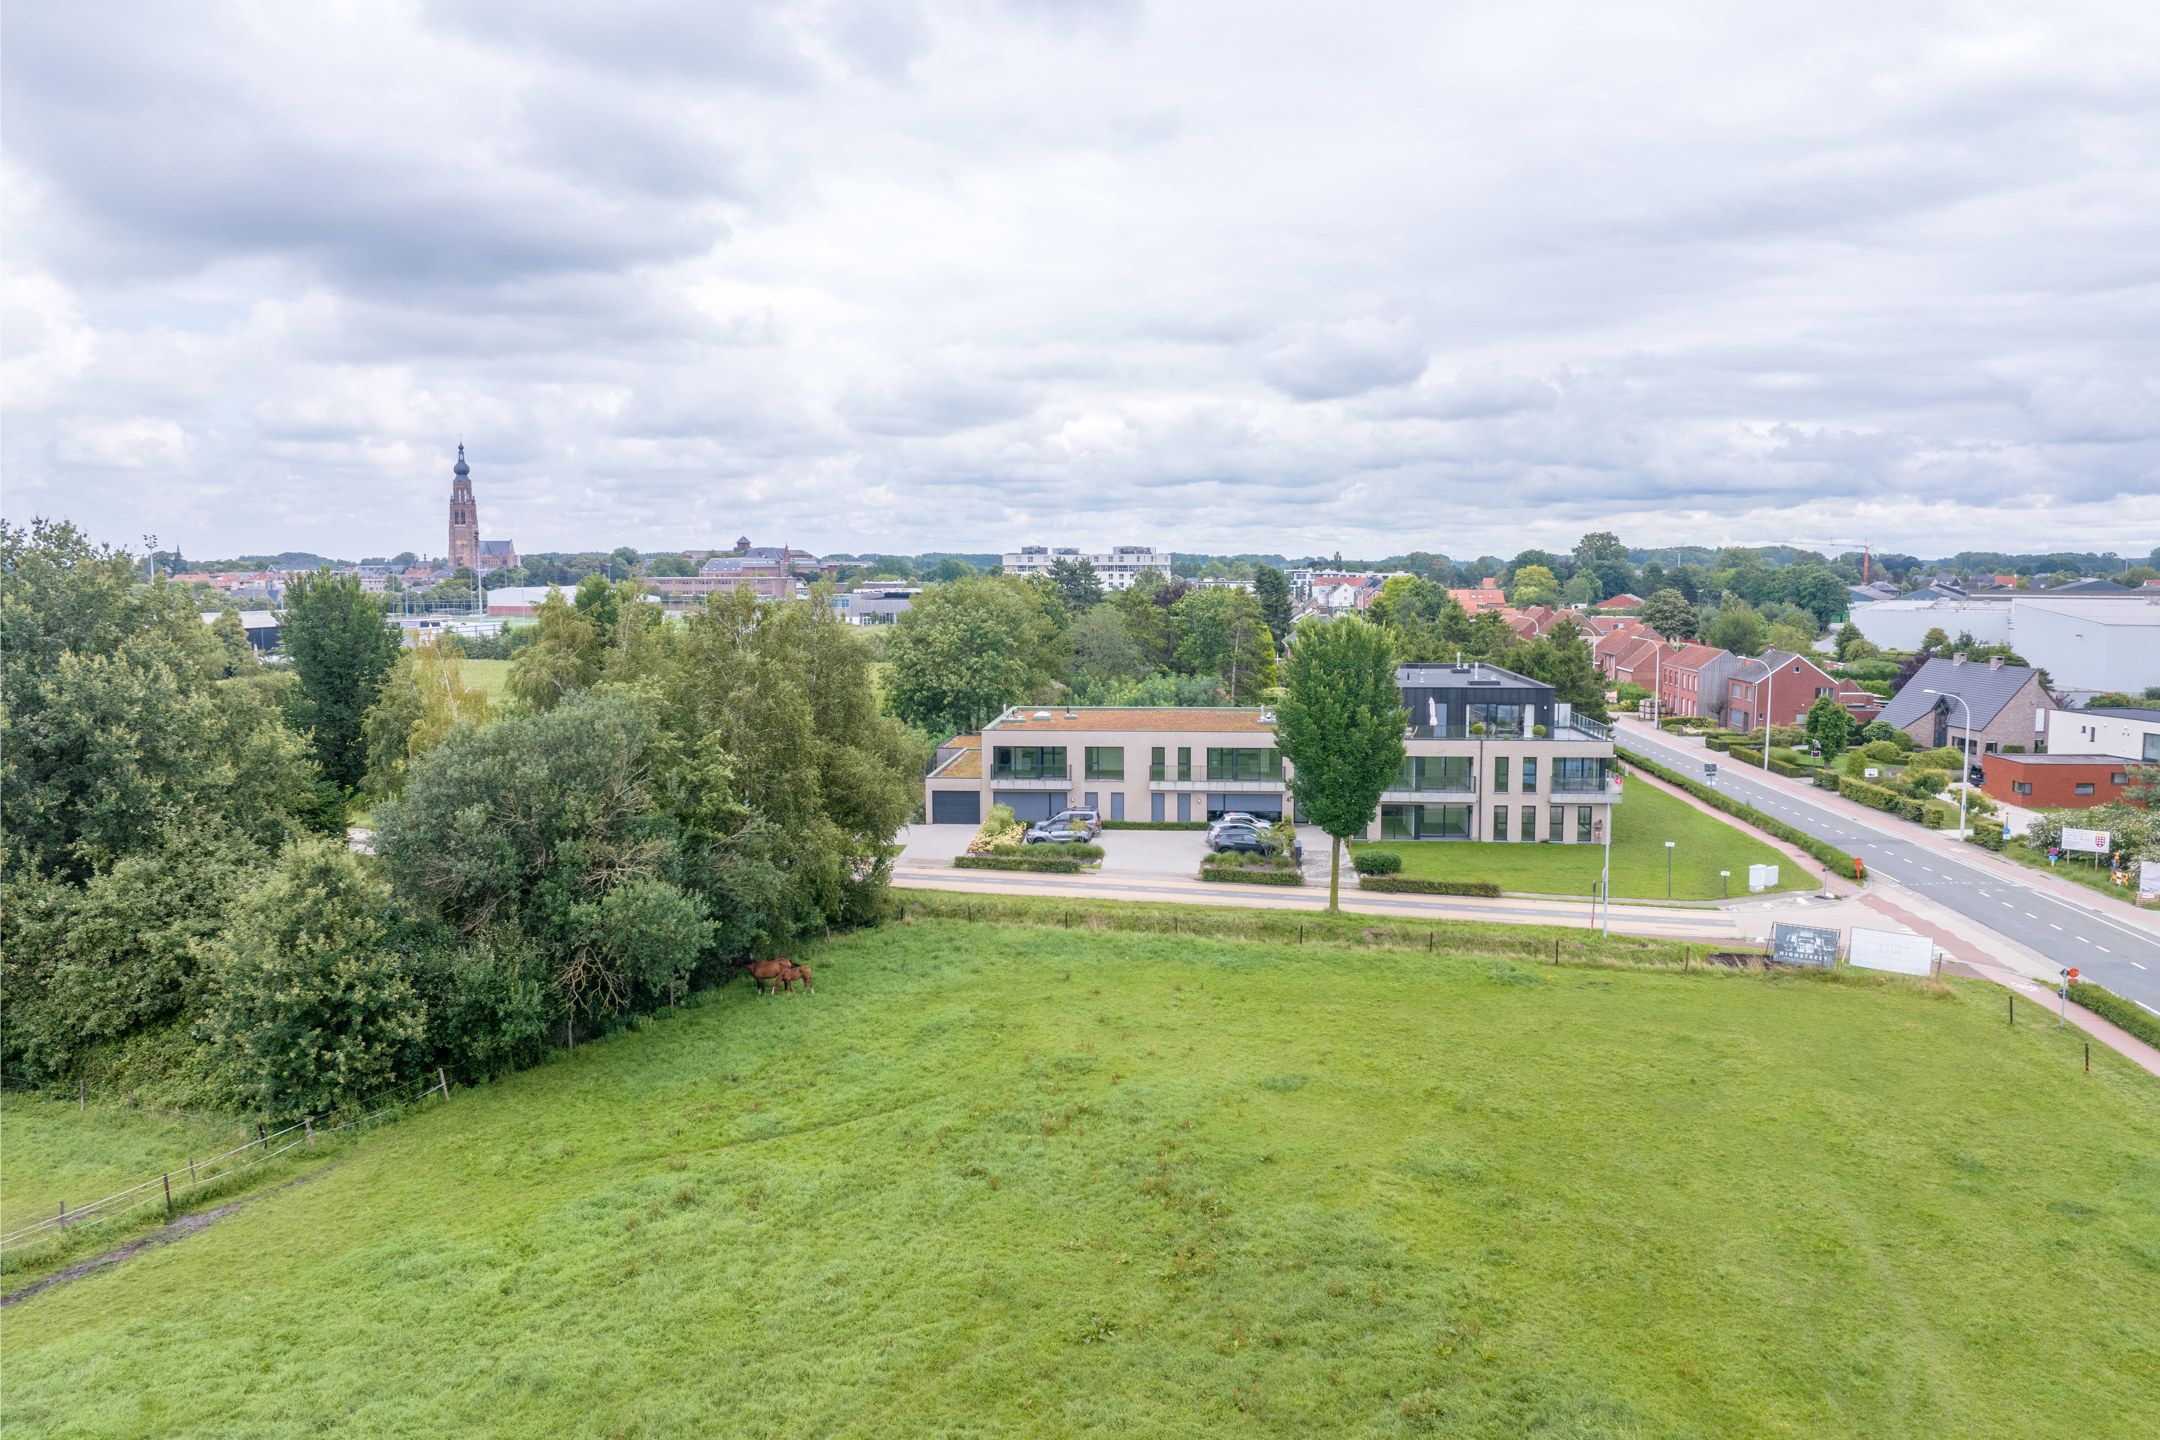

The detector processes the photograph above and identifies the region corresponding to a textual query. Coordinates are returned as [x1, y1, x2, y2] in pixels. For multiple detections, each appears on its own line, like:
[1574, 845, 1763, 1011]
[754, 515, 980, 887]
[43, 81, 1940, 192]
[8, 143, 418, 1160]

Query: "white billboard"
[2061, 827, 2110, 854]
[1848, 927, 1935, 977]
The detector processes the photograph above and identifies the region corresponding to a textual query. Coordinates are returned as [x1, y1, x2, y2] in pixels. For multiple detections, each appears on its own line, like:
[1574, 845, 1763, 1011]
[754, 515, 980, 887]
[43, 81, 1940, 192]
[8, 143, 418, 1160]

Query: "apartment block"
[1002, 544, 1173, 591]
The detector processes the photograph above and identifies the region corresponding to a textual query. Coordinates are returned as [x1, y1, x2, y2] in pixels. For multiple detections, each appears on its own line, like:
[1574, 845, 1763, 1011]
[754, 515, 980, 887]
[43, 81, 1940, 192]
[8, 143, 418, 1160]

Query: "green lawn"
[1358, 776, 1817, 900]
[1, 1095, 259, 1232]
[462, 657, 511, 702]
[6, 919, 2157, 1437]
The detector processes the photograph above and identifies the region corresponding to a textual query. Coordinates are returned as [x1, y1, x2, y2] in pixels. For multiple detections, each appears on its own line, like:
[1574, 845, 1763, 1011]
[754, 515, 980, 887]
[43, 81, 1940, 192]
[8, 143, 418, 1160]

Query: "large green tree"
[1047, 557, 1105, 613]
[1638, 588, 1699, 642]
[1804, 695, 1853, 760]
[1274, 619, 1407, 910]
[1705, 601, 1769, 657]
[1253, 565, 1293, 647]
[884, 576, 1065, 736]
[1172, 587, 1276, 701]
[362, 634, 496, 796]
[283, 570, 401, 790]
[1510, 618, 1610, 722]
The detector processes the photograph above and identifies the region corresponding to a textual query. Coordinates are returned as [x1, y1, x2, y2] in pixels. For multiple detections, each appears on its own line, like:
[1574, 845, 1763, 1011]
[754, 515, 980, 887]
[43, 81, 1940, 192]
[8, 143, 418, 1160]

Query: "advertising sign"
[2140, 860, 2160, 898]
[2061, 828, 2109, 854]
[1848, 927, 1934, 977]
[1770, 922, 1839, 968]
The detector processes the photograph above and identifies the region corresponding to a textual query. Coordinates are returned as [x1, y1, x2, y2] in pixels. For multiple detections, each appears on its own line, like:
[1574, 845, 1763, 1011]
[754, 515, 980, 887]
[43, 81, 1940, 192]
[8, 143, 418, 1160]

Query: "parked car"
[1207, 811, 1263, 836]
[1967, 764, 1985, 785]
[1043, 808, 1100, 838]
[1207, 825, 1270, 855]
[1023, 822, 1090, 845]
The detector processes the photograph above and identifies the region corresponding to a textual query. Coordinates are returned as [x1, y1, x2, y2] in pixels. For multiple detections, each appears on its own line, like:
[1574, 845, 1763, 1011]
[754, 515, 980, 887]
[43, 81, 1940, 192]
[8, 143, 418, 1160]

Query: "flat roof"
[984, 706, 1276, 734]
[1988, 753, 2135, 767]
[1397, 662, 1542, 688]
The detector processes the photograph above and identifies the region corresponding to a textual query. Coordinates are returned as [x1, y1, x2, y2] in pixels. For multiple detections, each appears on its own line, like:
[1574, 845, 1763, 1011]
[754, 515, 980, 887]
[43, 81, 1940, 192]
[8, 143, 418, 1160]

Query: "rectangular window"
[1206, 748, 1283, 782]
[1492, 806, 1508, 841]
[1493, 756, 1509, 793]
[1150, 746, 1166, 782]
[1467, 703, 1525, 737]
[1577, 805, 1593, 842]
[1553, 757, 1610, 793]
[2111, 773, 2128, 786]
[1177, 747, 1192, 782]
[1085, 746, 1124, 780]
[991, 745, 1068, 780]
[2013, 782, 2032, 796]
[1396, 755, 1472, 791]
[1151, 792, 1166, 821]
[1380, 803, 1414, 841]
[1521, 757, 1538, 794]
[2146, 735, 2160, 762]
[2075, 782, 2095, 796]
[1420, 804, 1471, 839]
[1550, 804, 1565, 840]
[1521, 806, 1536, 842]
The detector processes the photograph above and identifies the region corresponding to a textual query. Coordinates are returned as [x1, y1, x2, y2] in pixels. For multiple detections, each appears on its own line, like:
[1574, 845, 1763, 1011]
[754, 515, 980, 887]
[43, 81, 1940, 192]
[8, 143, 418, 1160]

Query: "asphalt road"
[1618, 725, 2160, 1014]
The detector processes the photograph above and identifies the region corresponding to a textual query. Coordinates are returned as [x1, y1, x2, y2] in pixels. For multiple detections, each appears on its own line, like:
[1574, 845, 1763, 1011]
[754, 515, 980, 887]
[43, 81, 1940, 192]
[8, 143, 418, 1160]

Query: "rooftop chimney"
[1951, 653, 1967, 665]
[1988, 655, 2005, 669]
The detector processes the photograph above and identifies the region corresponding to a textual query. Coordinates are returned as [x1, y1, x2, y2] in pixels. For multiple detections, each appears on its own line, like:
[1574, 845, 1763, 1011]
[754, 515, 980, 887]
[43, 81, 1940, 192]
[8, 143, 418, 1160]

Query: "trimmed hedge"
[1199, 865, 1305, 886]
[1358, 876, 1503, 897]
[2069, 980, 2160, 1051]
[984, 840, 1105, 860]
[1352, 850, 1404, 876]
[1101, 821, 1209, 831]
[1835, 776, 1955, 828]
[1620, 746, 1865, 882]
[953, 854, 1088, 874]
[1724, 746, 1814, 780]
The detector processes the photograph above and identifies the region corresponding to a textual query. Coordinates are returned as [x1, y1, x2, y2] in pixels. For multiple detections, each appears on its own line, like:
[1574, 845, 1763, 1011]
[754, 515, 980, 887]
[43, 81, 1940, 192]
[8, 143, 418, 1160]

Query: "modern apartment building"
[1002, 544, 1173, 591]
[923, 662, 1618, 842]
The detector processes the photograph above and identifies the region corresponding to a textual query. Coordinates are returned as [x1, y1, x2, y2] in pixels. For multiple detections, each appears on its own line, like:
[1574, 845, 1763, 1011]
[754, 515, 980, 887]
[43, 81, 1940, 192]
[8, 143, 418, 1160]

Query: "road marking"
[2131, 960, 2147, 970]
[2023, 912, 2038, 919]
[2049, 923, 2063, 931]
[2095, 946, 2110, 954]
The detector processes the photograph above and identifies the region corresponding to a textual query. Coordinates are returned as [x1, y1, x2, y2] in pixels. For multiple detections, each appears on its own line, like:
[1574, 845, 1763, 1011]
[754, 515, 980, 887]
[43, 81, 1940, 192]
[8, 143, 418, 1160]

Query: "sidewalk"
[892, 860, 1742, 941]
[1615, 718, 2160, 935]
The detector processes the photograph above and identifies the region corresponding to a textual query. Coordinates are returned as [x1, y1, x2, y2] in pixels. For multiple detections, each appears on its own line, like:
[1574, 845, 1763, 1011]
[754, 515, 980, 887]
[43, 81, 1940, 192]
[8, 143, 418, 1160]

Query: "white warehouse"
[1849, 594, 2160, 693]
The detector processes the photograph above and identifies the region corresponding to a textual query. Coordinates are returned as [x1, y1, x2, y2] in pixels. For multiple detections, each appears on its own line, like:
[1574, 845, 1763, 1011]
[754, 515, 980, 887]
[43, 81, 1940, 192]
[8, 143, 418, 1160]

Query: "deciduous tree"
[884, 576, 1066, 736]
[1275, 619, 1407, 910]
[283, 571, 402, 790]
[1638, 588, 1699, 642]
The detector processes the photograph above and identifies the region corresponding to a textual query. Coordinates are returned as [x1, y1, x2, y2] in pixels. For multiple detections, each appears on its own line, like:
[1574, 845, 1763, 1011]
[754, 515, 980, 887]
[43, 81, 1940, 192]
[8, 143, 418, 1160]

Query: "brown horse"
[740, 957, 791, 996]
[779, 962, 814, 994]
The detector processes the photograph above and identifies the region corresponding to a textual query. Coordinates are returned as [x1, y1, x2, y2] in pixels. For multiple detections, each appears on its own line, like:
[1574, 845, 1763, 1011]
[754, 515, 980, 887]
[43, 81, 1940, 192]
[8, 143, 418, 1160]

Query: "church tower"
[447, 445, 479, 573]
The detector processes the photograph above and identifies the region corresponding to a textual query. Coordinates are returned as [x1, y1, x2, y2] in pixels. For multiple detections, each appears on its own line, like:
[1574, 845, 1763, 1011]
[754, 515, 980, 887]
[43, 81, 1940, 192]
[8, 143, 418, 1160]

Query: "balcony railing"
[990, 766, 1068, 782]
[1550, 779, 1616, 795]
[1405, 719, 1611, 742]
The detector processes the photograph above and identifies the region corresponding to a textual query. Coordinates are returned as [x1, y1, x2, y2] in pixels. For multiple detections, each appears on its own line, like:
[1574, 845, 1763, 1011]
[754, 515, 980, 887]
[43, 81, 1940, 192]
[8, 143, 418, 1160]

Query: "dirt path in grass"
[2, 1171, 325, 1308]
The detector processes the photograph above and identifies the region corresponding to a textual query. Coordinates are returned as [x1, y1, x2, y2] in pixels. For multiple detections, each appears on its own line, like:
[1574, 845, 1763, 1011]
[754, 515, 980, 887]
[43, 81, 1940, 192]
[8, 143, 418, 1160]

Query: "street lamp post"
[1665, 839, 1676, 898]
[1922, 688, 1974, 837]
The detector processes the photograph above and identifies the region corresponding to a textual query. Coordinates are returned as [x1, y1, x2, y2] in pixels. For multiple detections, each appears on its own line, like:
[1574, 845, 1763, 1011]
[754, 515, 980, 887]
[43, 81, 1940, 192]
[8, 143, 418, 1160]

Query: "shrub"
[1862, 740, 1903, 763]
[1622, 747, 1863, 880]
[1911, 745, 1968, 769]
[1358, 876, 1502, 897]
[1101, 820, 1208, 831]
[1352, 850, 1404, 876]
[986, 840, 1104, 860]
[953, 854, 1087, 874]
[2069, 980, 2160, 1050]
[1724, 746, 1813, 779]
[1199, 864, 1304, 886]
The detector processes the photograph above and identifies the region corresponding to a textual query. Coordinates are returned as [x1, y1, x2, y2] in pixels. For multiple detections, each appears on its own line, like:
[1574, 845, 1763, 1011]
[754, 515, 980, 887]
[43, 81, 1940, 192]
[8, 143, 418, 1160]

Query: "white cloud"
[2, 0, 2157, 561]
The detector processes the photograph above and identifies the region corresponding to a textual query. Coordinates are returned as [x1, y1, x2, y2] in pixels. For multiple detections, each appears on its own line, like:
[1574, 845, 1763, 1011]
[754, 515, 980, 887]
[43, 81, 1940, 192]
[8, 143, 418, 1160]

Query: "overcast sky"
[5, 1, 2158, 563]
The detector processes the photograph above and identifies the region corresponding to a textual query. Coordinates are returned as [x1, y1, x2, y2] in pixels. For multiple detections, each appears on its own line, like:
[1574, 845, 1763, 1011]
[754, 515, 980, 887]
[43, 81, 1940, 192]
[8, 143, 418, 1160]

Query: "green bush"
[1623, 747, 1863, 881]
[986, 840, 1104, 860]
[1911, 746, 1968, 769]
[1199, 864, 1305, 886]
[1862, 740, 1903, 763]
[1352, 850, 1404, 876]
[1724, 746, 1813, 779]
[1358, 876, 1503, 897]
[2069, 981, 2160, 1050]
[953, 854, 1087, 874]
[1963, 825, 2008, 852]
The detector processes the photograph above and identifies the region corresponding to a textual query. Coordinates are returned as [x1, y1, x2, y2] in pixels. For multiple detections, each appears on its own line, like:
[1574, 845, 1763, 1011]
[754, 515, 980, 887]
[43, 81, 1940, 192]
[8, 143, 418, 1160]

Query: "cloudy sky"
[5, 1, 2158, 563]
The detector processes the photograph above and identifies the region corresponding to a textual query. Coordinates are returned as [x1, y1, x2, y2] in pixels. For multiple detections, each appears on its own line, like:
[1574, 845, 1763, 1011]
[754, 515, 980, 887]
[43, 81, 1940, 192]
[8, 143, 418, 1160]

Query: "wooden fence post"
[303, 1117, 314, 1148]
[79, 1076, 86, 1112]
[162, 1173, 173, 1218]
[438, 1065, 450, 1098]
[188, 1156, 197, 1183]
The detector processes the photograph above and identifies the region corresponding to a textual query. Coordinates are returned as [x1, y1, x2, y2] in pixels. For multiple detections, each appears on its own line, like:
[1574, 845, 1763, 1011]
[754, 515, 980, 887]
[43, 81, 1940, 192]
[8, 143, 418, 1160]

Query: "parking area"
[892, 824, 978, 865]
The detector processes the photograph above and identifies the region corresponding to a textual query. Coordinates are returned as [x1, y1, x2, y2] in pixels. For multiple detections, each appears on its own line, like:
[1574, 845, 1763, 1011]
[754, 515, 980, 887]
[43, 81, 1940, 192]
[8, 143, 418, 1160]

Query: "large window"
[1394, 755, 1472, 791]
[1577, 805, 1594, 842]
[1178, 746, 1193, 782]
[1379, 803, 1472, 840]
[1520, 757, 1538, 793]
[1492, 806, 1508, 841]
[1207, 747, 1283, 782]
[1493, 756, 1509, 793]
[1521, 805, 1537, 842]
[991, 745, 1068, 781]
[1467, 703, 1525, 737]
[1085, 746, 1124, 780]
[1150, 746, 1166, 781]
[1553, 757, 1610, 793]
[1550, 803, 1565, 840]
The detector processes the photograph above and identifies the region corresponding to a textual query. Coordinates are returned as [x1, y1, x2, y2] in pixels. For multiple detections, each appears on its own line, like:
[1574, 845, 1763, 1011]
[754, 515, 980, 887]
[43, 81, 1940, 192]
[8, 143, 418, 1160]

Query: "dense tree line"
[2, 523, 923, 1120]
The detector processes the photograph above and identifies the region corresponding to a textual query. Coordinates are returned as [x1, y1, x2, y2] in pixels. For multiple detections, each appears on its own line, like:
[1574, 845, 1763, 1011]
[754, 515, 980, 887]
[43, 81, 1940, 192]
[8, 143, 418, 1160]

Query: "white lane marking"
[2023, 912, 2038, 919]
[2095, 946, 2110, 954]
[2130, 960, 2146, 970]
[2049, 923, 2063, 931]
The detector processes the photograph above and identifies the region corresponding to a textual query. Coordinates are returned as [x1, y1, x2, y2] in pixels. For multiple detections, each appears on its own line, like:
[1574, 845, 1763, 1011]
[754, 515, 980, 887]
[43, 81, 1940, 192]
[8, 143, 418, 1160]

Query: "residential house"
[1875, 655, 2059, 754]
[2044, 707, 2160, 765]
[924, 662, 1618, 844]
[1656, 644, 1749, 723]
[1599, 634, 1662, 689]
[1596, 593, 1644, 612]
[1978, 755, 2139, 810]
[1448, 579, 1507, 614]
[1723, 649, 1840, 732]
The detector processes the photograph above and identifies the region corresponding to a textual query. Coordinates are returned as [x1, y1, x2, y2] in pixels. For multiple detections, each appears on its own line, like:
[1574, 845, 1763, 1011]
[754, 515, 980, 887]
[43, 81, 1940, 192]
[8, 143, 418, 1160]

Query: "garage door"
[929, 790, 980, 825]
[1209, 793, 1284, 820]
[994, 790, 1066, 822]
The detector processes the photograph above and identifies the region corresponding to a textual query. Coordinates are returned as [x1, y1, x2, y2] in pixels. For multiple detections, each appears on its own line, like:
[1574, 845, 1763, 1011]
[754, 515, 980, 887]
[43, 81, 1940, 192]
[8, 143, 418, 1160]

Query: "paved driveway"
[893, 824, 978, 864]
[1098, 829, 1210, 874]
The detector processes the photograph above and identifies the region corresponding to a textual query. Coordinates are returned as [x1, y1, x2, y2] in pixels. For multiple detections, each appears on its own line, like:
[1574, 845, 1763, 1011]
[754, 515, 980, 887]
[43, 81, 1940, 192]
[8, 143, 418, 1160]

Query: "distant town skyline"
[5, 3, 2158, 559]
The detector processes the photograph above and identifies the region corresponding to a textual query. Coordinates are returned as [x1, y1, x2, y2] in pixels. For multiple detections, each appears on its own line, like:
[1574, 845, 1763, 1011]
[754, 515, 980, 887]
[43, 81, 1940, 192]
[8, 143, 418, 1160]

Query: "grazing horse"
[779, 962, 814, 994]
[740, 957, 792, 996]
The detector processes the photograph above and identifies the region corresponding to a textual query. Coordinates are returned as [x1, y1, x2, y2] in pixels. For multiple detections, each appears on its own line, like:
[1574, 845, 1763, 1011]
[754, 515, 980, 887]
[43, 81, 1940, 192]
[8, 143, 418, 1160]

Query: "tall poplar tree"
[1274, 619, 1407, 910]
[283, 570, 401, 790]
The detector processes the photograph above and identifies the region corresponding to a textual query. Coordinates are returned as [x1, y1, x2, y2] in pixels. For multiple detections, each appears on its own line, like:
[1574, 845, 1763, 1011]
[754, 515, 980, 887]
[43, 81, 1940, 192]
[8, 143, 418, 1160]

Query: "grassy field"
[1358, 776, 1817, 900]
[6, 918, 2157, 1437]
[461, 657, 512, 703]
[1, 1096, 260, 1232]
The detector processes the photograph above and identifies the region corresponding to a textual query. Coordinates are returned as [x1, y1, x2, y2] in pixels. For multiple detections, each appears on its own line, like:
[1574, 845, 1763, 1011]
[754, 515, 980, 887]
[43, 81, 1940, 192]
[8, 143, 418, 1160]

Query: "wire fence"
[0, 1069, 453, 1255]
